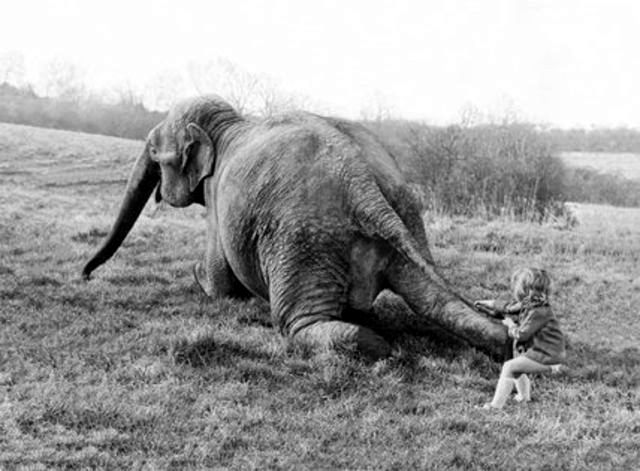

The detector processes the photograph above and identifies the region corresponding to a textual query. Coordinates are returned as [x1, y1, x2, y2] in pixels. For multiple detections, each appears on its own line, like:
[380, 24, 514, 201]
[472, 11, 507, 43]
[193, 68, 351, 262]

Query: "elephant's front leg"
[383, 258, 509, 359]
[194, 218, 252, 300]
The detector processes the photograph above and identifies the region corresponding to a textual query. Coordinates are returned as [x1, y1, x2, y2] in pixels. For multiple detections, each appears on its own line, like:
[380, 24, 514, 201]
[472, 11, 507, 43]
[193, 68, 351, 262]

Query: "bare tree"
[187, 57, 310, 117]
[458, 102, 483, 128]
[254, 75, 312, 117]
[112, 81, 144, 107]
[0, 51, 26, 86]
[40, 59, 85, 102]
[187, 58, 259, 114]
[360, 90, 395, 122]
[144, 69, 187, 111]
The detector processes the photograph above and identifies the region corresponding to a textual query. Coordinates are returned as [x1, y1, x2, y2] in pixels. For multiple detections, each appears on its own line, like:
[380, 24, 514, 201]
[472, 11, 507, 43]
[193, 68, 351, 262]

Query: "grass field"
[1, 122, 639, 469]
[560, 151, 640, 180]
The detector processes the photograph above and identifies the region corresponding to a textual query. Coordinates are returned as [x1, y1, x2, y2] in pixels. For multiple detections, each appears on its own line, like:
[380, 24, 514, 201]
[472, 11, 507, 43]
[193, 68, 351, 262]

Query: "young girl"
[475, 267, 566, 409]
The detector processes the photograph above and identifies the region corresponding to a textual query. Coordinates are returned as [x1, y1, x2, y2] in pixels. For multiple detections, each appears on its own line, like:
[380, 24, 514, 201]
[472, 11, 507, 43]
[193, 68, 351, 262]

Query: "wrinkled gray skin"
[83, 96, 508, 359]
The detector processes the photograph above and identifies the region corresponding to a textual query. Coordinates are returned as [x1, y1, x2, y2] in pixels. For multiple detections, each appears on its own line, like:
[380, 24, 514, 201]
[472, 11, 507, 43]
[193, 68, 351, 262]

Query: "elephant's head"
[148, 97, 225, 207]
[82, 95, 241, 279]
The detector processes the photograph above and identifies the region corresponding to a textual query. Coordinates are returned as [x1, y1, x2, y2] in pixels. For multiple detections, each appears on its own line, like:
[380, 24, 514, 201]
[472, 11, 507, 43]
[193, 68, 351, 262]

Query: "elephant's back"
[215, 114, 419, 297]
[216, 120, 356, 290]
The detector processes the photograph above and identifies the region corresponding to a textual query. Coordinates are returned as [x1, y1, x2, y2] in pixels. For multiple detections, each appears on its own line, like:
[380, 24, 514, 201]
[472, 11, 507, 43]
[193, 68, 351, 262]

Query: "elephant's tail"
[350, 179, 450, 291]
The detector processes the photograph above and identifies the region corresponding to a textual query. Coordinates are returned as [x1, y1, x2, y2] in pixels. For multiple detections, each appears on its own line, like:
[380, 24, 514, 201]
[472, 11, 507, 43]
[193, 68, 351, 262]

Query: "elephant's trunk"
[82, 145, 159, 279]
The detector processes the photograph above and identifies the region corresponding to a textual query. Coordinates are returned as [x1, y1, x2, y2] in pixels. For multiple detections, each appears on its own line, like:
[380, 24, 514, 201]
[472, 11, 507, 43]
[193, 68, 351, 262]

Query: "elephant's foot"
[193, 262, 212, 298]
[293, 320, 391, 360]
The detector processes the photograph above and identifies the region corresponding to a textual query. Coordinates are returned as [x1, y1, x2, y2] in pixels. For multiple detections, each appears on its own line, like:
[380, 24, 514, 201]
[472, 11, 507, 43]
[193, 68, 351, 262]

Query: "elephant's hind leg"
[294, 320, 391, 359]
[269, 250, 391, 359]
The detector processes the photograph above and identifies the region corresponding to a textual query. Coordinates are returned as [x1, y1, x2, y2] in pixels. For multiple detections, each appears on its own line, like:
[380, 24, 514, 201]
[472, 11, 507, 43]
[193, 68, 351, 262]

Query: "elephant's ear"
[182, 123, 215, 193]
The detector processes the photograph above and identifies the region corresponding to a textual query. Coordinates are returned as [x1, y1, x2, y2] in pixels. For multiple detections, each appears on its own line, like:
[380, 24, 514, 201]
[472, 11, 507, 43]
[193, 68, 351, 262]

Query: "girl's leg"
[489, 357, 549, 408]
[514, 374, 531, 402]
[505, 356, 552, 376]
[488, 375, 515, 408]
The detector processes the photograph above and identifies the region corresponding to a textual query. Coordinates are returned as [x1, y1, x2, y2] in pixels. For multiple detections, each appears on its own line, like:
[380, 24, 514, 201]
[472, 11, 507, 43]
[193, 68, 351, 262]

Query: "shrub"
[368, 120, 566, 220]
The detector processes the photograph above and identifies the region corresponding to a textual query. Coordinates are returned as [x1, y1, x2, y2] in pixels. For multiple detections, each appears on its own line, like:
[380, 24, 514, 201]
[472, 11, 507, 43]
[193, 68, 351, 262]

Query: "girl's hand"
[502, 318, 519, 339]
[474, 300, 497, 312]
[501, 318, 515, 327]
[504, 301, 523, 314]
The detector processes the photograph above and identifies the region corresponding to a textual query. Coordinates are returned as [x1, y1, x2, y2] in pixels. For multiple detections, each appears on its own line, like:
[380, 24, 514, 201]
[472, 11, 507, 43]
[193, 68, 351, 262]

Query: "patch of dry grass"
[1, 123, 639, 469]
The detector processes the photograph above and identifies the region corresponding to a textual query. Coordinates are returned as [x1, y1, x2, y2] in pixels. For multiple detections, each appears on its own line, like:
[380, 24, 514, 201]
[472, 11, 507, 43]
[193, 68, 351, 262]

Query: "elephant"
[83, 95, 508, 359]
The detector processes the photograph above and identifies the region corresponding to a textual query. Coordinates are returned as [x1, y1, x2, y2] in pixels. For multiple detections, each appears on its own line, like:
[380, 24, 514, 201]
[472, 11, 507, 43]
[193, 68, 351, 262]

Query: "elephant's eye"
[148, 145, 158, 159]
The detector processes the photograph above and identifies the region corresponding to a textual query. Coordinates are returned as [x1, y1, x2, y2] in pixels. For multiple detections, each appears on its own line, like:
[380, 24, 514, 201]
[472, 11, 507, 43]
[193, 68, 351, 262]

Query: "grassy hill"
[1, 123, 639, 469]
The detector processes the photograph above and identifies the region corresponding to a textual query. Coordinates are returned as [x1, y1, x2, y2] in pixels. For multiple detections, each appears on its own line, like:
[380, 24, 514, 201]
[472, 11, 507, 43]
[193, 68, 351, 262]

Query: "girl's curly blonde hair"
[510, 267, 550, 304]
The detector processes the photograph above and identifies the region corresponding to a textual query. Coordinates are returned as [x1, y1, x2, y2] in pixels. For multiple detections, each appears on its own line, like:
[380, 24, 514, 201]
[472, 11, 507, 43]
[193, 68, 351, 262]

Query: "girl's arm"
[503, 301, 523, 314]
[509, 308, 552, 341]
[474, 299, 501, 316]
[475, 297, 518, 317]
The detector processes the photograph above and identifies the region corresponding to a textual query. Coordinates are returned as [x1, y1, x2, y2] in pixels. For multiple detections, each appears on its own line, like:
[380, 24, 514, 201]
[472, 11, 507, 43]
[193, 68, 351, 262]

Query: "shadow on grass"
[171, 335, 272, 369]
[236, 309, 273, 328]
[171, 334, 300, 387]
[386, 331, 496, 384]
[378, 329, 640, 393]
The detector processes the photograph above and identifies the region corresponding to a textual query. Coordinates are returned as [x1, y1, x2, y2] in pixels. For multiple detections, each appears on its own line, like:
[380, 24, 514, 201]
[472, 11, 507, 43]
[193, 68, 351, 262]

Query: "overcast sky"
[2, 0, 640, 127]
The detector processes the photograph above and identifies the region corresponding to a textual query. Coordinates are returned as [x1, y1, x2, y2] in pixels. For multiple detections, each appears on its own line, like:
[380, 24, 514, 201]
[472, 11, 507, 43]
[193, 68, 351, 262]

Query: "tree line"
[1, 50, 639, 216]
[0, 83, 164, 140]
